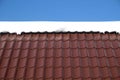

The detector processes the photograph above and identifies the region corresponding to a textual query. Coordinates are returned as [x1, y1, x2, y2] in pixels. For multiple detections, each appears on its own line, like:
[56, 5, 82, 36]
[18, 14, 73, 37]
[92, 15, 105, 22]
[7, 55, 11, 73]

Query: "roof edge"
[0, 31, 119, 35]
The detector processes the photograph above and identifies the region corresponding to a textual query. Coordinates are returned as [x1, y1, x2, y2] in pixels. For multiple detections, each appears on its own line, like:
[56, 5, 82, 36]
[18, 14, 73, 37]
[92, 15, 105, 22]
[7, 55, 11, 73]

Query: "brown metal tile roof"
[0, 32, 120, 80]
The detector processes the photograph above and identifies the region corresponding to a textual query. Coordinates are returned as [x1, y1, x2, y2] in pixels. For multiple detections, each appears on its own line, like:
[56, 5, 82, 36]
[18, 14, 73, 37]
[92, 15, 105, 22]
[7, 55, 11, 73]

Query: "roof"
[0, 32, 120, 80]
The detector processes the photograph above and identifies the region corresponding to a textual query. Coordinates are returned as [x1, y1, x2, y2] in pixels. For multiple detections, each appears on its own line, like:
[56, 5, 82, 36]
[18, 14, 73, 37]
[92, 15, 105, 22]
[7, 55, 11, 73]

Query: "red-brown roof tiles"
[0, 32, 120, 80]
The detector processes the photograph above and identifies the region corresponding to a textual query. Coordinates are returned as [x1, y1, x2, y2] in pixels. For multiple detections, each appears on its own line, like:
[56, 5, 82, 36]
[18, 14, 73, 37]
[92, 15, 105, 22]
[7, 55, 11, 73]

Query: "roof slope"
[0, 32, 120, 80]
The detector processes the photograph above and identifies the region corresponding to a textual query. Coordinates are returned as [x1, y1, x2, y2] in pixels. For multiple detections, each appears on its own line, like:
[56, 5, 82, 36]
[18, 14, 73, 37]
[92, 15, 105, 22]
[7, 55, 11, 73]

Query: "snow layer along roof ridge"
[0, 22, 120, 34]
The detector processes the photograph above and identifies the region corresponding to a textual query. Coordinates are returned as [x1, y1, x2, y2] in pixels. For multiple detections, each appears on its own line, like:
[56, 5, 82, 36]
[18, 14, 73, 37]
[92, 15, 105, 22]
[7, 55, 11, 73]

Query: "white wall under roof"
[0, 21, 120, 34]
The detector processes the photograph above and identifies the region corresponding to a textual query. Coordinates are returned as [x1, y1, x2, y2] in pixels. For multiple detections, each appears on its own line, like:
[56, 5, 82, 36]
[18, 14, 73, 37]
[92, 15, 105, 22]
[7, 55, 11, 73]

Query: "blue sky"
[0, 0, 120, 21]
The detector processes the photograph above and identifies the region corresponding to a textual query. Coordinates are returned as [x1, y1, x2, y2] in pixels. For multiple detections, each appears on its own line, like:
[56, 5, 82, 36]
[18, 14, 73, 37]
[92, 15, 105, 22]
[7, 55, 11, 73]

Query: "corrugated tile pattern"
[0, 32, 120, 80]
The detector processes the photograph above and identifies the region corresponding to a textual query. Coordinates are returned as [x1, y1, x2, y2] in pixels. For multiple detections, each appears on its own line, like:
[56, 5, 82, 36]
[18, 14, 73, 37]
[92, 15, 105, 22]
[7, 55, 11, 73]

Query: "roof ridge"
[0, 31, 119, 35]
